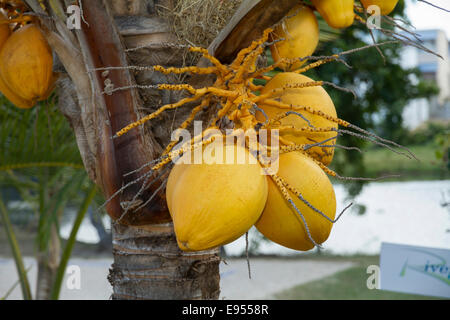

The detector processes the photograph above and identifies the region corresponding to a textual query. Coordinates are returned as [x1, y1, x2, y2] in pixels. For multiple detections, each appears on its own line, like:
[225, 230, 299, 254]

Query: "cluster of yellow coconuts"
[166, 1, 399, 253]
[0, 14, 55, 109]
[270, 1, 399, 70]
[0, 2, 400, 253]
[167, 71, 339, 252]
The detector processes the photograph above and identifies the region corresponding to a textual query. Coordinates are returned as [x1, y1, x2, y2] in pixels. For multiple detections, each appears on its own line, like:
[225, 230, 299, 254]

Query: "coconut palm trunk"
[24, 0, 296, 299]
[110, 224, 220, 299]
[35, 225, 60, 300]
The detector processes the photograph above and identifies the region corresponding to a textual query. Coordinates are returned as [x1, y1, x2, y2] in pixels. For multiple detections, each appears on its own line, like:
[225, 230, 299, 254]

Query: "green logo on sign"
[400, 249, 450, 285]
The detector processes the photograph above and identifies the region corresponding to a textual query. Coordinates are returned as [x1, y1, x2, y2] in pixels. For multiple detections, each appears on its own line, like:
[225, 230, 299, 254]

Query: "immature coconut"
[0, 24, 56, 106]
[257, 72, 338, 166]
[360, 0, 399, 15]
[270, 4, 319, 71]
[311, 0, 355, 29]
[0, 13, 34, 109]
[255, 151, 337, 251]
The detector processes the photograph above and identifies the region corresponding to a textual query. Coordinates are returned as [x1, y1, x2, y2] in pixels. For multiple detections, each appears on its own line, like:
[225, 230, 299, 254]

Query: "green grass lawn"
[273, 255, 441, 300]
[362, 144, 448, 180]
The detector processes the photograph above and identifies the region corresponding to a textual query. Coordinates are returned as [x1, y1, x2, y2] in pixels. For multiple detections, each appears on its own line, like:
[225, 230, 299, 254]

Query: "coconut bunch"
[166, 80, 340, 253]
[269, 1, 399, 70]
[0, 0, 404, 254]
[159, 5, 346, 253]
[0, 2, 56, 109]
[158, 1, 406, 253]
[166, 131, 339, 253]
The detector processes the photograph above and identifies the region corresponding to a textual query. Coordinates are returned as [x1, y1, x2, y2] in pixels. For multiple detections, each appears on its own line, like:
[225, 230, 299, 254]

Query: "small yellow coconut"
[257, 72, 338, 166]
[270, 5, 319, 71]
[255, 151, 336, 251]
[0, 24, 56, 106]
[0, 14, 34, 109]
[360, 0, 398, 15]
[312, 0, 355, 29]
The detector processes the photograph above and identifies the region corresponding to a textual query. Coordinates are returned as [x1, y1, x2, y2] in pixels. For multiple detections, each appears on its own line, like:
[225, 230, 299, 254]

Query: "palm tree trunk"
[109, 223, 220, 299]
[36, 224, 60, 300]
[100, 0, 222, 299]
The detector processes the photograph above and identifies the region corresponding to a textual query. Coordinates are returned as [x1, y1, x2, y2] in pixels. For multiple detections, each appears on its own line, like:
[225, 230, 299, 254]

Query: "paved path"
[0, 257, 354, 300]
[220, 258, 354, 299]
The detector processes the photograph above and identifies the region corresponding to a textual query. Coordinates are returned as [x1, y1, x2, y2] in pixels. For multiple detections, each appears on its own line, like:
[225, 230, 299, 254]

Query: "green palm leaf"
[0, 95, 83, 171]
[0, 94, 96, 300]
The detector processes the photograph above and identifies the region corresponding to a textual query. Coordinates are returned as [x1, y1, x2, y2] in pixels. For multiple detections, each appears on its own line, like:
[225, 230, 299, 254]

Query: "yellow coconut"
[0, 75, 35, 109]
[257, 72, 338, 166]
[0, 24, 56, 105]
[270, 5, 319, 71]
[255, 151, 336, 251]
[360, 0, 398, 15]
[312, 0, 355, 29]
[167, 144, 268, 251]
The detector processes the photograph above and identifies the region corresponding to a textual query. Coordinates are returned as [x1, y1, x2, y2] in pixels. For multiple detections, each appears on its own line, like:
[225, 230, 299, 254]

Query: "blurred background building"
[402, 29, 450, 129]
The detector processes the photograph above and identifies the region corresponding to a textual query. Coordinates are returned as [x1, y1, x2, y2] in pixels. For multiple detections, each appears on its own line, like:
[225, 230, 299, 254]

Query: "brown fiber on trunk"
[106, 0, 221, 300]
[77, 0, 170, 225]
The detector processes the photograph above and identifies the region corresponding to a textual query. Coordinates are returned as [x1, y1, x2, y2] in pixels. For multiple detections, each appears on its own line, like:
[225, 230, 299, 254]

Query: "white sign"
[380, 242, 450, 298]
